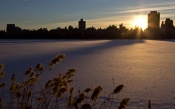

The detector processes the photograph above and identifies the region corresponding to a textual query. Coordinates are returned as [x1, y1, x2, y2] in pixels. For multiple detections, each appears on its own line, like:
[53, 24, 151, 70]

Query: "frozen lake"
[0, 39, 175, 109]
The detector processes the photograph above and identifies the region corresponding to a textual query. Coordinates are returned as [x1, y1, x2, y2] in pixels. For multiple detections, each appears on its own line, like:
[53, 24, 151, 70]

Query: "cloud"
[117, 1, 175, 14]
[145, 1, 175, 7]
[119, 6, 175, 14]
[78, 1, 175, 23]
[8, 0, 175, 30]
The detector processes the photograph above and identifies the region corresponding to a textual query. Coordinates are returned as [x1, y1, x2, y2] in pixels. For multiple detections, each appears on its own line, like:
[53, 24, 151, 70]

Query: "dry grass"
[0, 55, 152, 109]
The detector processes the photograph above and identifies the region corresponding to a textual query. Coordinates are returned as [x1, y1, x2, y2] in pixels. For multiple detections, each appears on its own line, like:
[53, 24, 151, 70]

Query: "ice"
[0, 39, 175, 109]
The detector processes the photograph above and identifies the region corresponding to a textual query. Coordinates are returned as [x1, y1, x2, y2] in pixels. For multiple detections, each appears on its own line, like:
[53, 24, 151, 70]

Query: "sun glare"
[133, 16, 147, 29]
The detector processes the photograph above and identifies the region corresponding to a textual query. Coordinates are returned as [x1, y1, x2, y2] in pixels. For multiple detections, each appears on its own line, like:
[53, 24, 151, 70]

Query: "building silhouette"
[148, 11, 160, 30]
[78, 19, 86, 31]
[161, 18, 174, 30]
[161, 18, 175, 39]
[165, 18, 174, 30]
[1, 15, 175, 39]
[6, 24, 22, 36]
[161, 21, 165, 29]
[7, 24, 16, 34]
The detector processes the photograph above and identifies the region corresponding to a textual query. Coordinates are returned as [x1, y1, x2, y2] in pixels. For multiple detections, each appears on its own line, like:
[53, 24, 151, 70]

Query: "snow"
[0, 39, 175, 109]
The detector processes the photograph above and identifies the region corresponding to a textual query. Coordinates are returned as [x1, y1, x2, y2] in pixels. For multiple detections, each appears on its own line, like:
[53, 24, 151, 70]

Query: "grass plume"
[91, 86, 103, 101]
[113, 85, 124, 94]
[0, 54, 154, 109]
[118, 98, 130, 109]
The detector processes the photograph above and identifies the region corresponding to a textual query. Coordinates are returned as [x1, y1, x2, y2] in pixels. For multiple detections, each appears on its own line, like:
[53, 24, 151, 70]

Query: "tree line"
[0, 25, 175, 39]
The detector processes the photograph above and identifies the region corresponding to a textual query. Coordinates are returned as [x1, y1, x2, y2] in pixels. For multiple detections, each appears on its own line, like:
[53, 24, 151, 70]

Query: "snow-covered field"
[0, 39, 175, 109]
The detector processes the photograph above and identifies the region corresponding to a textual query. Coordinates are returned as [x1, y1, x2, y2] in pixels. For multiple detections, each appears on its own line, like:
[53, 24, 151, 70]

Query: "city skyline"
[0, 0, 175, 30]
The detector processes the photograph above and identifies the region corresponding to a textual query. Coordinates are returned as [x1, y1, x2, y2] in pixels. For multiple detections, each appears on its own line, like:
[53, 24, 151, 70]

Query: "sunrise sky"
[0, 0, 175, 30]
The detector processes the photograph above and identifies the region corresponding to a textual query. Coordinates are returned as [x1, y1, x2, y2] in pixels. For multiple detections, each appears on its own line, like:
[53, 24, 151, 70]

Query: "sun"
[133, 16, 147, 29]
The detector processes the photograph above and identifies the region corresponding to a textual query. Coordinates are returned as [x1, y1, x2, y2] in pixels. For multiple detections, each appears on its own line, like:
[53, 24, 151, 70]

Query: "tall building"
[78, 19, 86, 30]
[161, 21, 165, 29]
[7, 24, 16, 34]
[165, 18, 174, 30]
[148, 11, 160, 30]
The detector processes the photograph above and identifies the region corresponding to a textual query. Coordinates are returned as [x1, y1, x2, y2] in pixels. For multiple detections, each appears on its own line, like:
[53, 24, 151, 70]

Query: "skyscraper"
[148, 11, 160, 30]
[7, 24, 15, 34]
[165, 18, 174, 30]
[78, 19, 86, 31]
